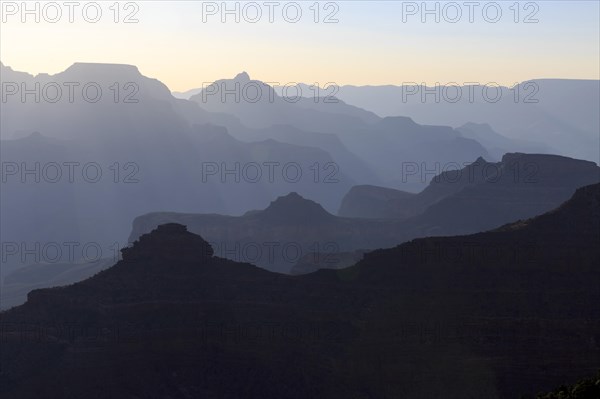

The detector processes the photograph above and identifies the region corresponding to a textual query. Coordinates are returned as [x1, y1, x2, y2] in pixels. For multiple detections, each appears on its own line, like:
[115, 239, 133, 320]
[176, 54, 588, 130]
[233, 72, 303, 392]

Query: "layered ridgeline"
[1, 184, 598, 399]
[3, 153, 597, 308]
[0, 63, 360, 277]
[339, 153, 600, 226]
[0, 63, 494, 277]
[188, 71, 493, 190]
[333, 80, 600, 163]
[129, 153, 599, 274]
[128, 192, 404, 274]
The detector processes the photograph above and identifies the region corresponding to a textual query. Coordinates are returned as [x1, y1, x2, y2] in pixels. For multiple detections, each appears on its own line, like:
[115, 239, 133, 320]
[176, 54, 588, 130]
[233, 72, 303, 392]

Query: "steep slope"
[1, 184, 599, 398]
[336, 183, 600, 397]
[339, 153, 600, 224]
[1, 258, 115, 310]
[406, 153, 600, 236]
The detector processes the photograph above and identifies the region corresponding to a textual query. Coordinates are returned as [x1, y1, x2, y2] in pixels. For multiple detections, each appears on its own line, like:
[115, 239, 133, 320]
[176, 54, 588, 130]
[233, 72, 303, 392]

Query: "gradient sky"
[1, 1, 599, 92]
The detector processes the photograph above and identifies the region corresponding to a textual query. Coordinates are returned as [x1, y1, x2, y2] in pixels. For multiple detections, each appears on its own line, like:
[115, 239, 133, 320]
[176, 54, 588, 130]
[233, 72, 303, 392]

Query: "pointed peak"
[234, 71, 250, 82]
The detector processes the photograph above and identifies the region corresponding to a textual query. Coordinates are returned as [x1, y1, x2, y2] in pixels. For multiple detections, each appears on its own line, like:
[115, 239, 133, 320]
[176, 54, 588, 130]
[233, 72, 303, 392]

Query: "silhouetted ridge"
[500, 152, 595, 166]
[357, 183, 600, 279]
[259, 192, 334, 224]
[2, 186, 599, 398]
[121, 223, 214, 262]
[63, 62, 141, 76]
[496, 182, 600, 234]
[234, 71, 251, 82]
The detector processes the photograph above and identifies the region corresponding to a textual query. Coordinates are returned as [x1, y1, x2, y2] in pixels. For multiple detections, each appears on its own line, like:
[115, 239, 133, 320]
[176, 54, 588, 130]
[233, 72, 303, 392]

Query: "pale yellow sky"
[1, 1, 598, 92]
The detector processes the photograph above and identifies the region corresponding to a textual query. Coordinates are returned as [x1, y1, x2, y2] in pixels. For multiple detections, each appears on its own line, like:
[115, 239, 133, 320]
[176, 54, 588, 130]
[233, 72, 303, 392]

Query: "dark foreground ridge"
[1, 184, 599, 398]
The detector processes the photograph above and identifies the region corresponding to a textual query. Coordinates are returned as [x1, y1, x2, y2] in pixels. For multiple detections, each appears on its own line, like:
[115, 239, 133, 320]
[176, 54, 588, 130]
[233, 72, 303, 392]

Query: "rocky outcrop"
[121, 223, 214, 263]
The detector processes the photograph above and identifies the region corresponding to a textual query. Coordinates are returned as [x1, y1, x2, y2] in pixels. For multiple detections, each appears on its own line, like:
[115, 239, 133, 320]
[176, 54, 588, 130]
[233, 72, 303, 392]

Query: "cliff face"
[339, 153, 600, 221]
[405, 153, 600, 236]
[338, 185, 416, 219]
[1, 185, 599, 399]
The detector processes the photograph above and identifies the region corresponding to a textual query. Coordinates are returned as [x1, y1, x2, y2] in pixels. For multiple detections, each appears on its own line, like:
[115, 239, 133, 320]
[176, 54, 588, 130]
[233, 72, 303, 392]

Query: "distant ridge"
[258, 192, 335, 224]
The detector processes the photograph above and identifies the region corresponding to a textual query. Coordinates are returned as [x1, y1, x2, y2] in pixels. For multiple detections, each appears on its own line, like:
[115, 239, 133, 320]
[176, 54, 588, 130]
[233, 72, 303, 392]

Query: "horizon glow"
[1, 1, 598, 92]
